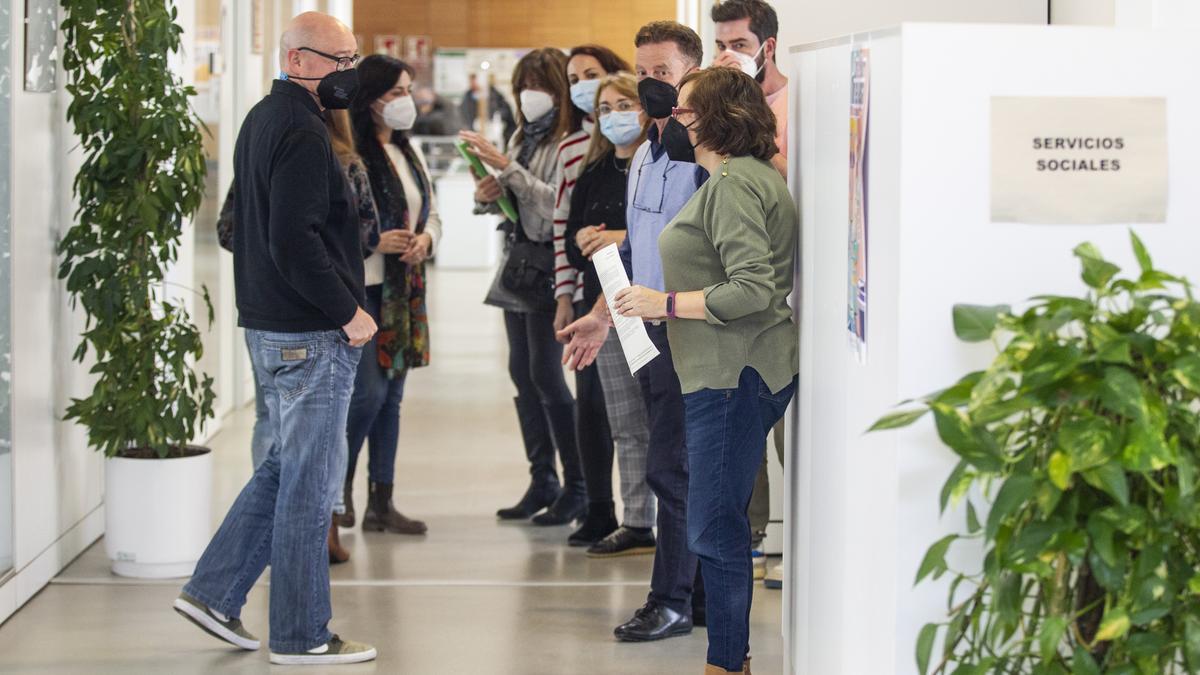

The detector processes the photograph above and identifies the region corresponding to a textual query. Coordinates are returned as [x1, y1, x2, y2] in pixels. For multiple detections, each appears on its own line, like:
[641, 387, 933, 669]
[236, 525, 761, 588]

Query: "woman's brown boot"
[704, 665, 741, 674]
[328, 514, 350, 564]
[743, 657, 752, 674]
[363, 481, 428, 535]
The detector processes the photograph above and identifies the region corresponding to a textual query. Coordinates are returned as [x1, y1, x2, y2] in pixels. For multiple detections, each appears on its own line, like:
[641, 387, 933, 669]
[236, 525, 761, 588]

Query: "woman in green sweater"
[613, 67, 798, 675]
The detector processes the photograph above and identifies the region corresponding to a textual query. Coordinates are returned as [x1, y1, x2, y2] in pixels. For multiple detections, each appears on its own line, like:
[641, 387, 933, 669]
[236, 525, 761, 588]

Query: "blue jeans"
[342, 285, 407, 497]
[250, 331, 348, 515]
[684, 367, 796, 671]
[248, 332, 273, 471]
[185, 329, 361, 653]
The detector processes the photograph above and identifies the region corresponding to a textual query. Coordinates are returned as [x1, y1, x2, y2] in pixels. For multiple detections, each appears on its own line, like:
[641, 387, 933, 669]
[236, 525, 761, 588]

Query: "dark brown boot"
[328, 515, 350, 564]
[336, 480, 355, 528]
[363, 481, 427, 535]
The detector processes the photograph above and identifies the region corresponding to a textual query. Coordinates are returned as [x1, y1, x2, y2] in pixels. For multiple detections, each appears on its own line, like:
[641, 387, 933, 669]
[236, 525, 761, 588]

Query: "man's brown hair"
[634, 21, 704, 68]
[679, 67, 777, 161]
[711, 0, 780, 49]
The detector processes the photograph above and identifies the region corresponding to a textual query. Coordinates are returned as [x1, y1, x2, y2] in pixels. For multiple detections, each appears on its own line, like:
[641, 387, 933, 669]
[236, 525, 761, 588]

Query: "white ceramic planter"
[104, 449, 212, 578]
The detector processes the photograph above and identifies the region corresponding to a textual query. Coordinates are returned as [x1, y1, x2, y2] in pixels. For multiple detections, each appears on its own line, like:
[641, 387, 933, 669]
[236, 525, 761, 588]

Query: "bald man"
[174, 12, 377, 666]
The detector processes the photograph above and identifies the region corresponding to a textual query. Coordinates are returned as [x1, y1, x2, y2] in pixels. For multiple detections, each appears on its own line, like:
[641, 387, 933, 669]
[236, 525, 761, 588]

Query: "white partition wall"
[788, 23, 1200, 675]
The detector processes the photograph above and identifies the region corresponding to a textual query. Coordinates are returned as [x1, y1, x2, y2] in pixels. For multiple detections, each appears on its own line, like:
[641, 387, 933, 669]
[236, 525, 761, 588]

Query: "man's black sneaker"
[587, 526, 656, 558]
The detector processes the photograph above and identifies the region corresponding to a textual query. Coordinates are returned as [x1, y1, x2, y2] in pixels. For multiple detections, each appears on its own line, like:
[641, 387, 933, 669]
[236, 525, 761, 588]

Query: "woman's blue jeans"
[683, 367, 796, 671]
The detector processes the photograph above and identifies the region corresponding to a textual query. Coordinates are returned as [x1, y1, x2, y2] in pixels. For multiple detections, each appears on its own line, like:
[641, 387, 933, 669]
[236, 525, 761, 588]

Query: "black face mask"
[660, 118, 696, 164]
[638, 77, 678, 119]
[289, 68, 360, 110]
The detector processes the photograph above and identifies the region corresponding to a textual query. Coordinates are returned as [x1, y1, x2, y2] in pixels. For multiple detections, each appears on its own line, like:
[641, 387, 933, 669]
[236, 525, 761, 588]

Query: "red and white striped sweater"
[552, 123, 594, 303]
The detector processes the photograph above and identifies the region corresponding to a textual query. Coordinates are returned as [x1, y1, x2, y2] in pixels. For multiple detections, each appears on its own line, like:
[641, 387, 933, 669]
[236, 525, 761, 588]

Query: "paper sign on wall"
[990, 96, 1167, 224]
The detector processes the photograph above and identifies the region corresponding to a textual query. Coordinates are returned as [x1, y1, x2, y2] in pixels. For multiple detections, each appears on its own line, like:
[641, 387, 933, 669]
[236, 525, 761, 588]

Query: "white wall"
[1053, 0, 1200, 27]
[791, 22, 1200, 674]
[776, 0, 1046, 48]
[0, 3, 105, 625]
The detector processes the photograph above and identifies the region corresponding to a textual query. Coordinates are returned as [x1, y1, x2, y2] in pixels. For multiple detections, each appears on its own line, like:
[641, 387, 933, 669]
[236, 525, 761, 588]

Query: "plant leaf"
[870, 407, 929, 432]
[1071, 647, 1101, 675]
[1171, 354, 1200, 394]
[916, 534, 958, 585]
[986, 475, 1035, 539]
[966, 501, 981, 534]
[1048, 451, 1072, 490]
[1093, 607, 1130, 643]
[1038, 615, 1068, 660]
[916, 622, 938, 675]
[1186, 616, 1200, 672]
[952, 304, 1009, 342]
[1081, 462, 1129, 507]
[1100, 366, 1145, 420]
[1073, 242, 1121, 289]
[1131, 230, 1152, 274]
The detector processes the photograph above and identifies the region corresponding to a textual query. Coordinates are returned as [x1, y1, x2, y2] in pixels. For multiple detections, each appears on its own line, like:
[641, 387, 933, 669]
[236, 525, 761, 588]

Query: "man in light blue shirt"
[558, 20, 708, 644]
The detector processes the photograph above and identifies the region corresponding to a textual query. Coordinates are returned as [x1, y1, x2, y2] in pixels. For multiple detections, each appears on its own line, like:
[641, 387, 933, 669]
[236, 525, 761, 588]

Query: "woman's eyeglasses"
[670, 107, 696, 119]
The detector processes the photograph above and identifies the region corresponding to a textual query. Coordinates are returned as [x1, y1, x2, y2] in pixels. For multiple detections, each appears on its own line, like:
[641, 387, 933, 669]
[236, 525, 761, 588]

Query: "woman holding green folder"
[459, 48, 588, 525]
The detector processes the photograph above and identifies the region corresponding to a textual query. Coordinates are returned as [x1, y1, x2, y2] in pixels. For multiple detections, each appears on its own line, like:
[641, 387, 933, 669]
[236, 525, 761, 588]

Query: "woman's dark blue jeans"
[683, 367, 796, 672]
[344, 284, 408, 489]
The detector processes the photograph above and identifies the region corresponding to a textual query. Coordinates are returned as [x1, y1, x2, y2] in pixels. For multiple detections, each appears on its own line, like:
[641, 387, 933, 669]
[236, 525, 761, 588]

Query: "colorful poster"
[847, 47, 870, 364]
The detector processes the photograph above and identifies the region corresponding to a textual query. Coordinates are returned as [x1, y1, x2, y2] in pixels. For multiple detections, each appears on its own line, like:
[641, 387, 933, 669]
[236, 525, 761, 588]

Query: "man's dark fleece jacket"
[233, 78, 365, 332]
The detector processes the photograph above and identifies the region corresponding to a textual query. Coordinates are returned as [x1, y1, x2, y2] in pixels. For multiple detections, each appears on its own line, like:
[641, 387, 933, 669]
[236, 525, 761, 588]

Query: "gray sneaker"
[269, 635, 378, 666]
[173, 592, 261, 651]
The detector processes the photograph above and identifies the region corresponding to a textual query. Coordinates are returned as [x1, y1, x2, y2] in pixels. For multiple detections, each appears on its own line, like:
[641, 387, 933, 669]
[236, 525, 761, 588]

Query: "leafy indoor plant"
[59, 0, 214, 458]
[874, 232, 1200, 674]
[59, 0, 216, 577]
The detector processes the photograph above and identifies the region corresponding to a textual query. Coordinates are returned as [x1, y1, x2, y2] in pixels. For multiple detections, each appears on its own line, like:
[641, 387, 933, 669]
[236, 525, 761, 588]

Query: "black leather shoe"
[613, 602, 693, 642]
[568, 503, 618, 546]
[497, 481, 561, 521]
[531, 489, 587, 526]
[586, 526, 656, 557]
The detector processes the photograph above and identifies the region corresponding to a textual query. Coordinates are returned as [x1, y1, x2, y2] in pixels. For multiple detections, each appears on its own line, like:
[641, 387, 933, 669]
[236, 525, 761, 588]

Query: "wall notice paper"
[593, 244, 660, 375]
[991, 96, 1168, 224]
[847, 46, 870, 365]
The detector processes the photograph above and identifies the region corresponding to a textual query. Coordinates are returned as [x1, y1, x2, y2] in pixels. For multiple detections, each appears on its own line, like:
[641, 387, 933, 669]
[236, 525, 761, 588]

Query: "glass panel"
[0, 0, 14, 576]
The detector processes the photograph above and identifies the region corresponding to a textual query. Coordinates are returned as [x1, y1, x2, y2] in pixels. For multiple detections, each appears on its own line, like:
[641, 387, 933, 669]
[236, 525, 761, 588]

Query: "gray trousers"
[595, 330, 657, 529]
[749, 419, 786, 546]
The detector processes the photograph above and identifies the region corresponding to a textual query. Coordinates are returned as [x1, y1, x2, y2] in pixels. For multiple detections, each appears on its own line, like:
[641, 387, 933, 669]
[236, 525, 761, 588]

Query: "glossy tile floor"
[0, 269, 784, 674]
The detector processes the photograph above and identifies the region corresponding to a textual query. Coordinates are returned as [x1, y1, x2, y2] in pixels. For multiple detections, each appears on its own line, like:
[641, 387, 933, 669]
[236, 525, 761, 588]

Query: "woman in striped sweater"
[551, 47, 631, 538]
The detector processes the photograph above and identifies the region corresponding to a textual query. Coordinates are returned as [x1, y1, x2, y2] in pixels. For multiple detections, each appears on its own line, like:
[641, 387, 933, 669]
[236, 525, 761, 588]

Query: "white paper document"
[592, 243, 660, 374]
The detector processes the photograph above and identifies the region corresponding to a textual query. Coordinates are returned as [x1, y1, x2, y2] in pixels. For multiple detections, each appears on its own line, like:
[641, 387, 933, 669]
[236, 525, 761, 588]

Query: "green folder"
[456, 140, 520, 223]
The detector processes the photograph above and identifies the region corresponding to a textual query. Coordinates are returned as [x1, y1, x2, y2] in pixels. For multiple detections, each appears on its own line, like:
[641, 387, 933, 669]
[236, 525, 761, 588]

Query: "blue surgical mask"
[570, 79, 601, 114]
[600, 111, 644, 147]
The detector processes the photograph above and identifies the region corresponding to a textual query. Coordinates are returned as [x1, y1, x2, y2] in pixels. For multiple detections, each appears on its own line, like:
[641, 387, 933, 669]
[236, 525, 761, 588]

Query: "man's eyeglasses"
[299, 47, 361, 72]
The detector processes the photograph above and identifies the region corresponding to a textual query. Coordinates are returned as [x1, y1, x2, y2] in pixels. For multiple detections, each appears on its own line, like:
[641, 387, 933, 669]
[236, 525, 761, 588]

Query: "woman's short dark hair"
[512, 48, 576, 143]
[678, 67, 777, 162]
[568, 44, 632, 76]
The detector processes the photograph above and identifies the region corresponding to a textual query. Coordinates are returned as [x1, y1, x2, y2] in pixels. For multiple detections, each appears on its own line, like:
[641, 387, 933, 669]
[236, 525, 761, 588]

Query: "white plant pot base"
[105, 450, 213, 580]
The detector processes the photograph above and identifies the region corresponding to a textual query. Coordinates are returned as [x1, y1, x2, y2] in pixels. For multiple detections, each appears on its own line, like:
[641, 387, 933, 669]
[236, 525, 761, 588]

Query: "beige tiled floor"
[0, 269, 784, 674]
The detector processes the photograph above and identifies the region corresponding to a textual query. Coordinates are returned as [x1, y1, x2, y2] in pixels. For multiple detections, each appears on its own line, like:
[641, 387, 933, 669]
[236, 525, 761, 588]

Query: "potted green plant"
[59, 1, 216, 578]
[873, 232, 1200, 674]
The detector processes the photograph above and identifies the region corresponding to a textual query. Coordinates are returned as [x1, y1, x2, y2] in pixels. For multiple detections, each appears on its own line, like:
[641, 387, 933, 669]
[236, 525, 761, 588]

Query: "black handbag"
[497, 223, 556, 312]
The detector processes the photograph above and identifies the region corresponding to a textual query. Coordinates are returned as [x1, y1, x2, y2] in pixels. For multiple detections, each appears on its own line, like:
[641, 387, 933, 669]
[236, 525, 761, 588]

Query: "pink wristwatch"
[666, 292, 678, 319]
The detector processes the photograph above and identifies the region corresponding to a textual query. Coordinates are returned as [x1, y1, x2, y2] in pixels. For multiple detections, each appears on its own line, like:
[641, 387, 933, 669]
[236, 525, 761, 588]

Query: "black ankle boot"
[497, 480, 561, 521]
[531, 487, 588, 526]
[568, 501, 618, 546]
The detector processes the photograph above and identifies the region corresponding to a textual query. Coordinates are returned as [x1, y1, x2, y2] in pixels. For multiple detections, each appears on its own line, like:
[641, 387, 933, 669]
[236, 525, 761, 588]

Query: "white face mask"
[380, 95, 417, 131]
[724, 42, 766, 78]
[519, 89, 555, 123]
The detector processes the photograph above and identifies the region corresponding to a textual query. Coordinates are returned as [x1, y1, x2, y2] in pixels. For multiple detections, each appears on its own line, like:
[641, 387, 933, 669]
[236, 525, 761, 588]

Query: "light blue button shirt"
[622, 137, 706, 292]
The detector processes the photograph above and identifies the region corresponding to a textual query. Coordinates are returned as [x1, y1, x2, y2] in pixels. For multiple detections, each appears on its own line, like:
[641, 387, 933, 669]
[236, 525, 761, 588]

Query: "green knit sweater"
[658, 156, 799, 395]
